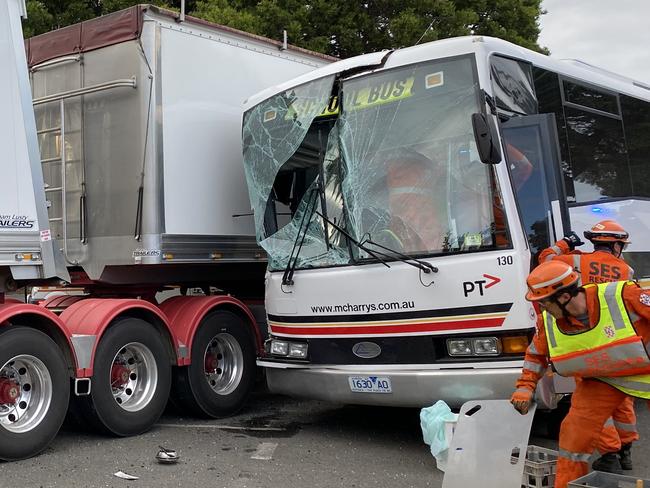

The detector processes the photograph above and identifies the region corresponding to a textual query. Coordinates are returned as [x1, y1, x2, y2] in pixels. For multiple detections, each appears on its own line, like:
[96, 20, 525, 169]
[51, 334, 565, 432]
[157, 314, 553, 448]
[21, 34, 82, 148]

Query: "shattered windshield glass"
[242, 76, 349, 270]
[339, 57, 508, 256]
[242, 55, 510, 271]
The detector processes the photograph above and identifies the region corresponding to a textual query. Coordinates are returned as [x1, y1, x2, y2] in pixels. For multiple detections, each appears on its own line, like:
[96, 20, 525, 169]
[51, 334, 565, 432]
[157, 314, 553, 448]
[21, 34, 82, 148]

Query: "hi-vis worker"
[540, 220, 633, 284]
[385, 150, 445, 253]
[538, 220, 637, 473]
[510, 261, 650, 488]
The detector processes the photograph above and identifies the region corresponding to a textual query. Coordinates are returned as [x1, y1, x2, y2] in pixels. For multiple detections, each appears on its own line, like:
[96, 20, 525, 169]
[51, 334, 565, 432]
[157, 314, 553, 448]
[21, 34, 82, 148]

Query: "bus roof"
[244, 35, 650, 110]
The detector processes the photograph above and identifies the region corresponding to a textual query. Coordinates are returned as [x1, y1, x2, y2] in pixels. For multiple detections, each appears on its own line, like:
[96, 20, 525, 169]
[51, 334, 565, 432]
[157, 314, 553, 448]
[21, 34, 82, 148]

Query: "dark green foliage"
[22, 0, 171, 36]
[23, 0, 546, 57]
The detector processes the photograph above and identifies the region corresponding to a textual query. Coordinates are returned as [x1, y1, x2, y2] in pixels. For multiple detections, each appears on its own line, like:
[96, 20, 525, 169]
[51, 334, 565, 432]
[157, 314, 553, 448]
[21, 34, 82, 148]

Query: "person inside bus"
[510, 260, 650, 488]
[506, 143, 534, 191]
[374, 148, 446, 253]
[538, 220, 638, 473]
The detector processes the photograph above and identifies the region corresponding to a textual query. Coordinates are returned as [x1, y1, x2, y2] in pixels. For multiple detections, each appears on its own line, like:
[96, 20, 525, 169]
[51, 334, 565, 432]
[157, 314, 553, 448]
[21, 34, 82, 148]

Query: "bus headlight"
[447, 339, 473, 356]
[472, 337, 500, 356]
[288, 342, 308, 358]
[268, 339, 308, 359]
[270, 340, 289, 356]
[447, 337, 501, 356]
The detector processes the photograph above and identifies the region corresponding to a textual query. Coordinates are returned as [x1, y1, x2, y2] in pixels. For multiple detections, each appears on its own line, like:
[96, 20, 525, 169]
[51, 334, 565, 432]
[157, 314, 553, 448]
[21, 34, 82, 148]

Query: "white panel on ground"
[442, 399, 537, 488]
[250, 442, 278, 460]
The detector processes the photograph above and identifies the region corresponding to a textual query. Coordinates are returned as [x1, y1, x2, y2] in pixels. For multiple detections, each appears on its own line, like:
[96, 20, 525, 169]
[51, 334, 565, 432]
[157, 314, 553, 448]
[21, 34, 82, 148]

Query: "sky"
[538, 0, 650, 84]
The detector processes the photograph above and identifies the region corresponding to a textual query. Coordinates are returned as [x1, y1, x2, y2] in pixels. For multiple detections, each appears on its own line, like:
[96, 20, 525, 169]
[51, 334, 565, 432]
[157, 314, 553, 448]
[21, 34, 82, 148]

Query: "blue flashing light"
[591, 207, 603, 213]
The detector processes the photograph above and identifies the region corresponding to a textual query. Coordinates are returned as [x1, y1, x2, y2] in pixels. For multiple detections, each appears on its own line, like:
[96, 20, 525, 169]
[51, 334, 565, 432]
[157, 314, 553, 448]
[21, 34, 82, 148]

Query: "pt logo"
[604, 326, 615, 338]
[463, 274, 501, 297]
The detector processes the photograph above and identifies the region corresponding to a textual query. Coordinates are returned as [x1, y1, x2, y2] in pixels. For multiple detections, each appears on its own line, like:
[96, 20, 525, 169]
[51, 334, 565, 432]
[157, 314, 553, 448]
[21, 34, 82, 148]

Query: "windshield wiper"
[314, 210, 390, 268]
[361, 238, 438, 274]
[315, 210, 437, 274]
[281, 188, 320, 286]
[281, 189, 391, 287]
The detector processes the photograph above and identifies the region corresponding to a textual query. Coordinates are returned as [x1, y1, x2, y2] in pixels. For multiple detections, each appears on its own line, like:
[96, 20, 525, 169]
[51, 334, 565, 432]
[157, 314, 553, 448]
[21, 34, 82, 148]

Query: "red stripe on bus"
[269, 317, 505, 336]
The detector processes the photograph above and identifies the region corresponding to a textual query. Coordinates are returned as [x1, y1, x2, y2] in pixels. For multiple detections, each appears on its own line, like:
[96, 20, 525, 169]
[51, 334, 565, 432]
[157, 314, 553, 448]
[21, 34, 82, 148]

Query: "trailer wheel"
[77, 318, 171, 436]
[0, 326, 69, 460]
[172, 310, 255, 418]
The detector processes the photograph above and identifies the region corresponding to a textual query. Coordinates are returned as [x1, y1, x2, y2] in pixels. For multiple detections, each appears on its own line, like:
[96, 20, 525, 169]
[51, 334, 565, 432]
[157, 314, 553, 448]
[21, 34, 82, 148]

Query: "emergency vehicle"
[0, 1, 331, 460]
[241, 36, 650, 407]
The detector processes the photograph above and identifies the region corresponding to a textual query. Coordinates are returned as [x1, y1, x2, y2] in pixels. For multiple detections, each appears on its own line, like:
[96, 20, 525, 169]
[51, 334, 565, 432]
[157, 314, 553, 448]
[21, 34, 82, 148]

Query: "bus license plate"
[348, 376, 392, 393]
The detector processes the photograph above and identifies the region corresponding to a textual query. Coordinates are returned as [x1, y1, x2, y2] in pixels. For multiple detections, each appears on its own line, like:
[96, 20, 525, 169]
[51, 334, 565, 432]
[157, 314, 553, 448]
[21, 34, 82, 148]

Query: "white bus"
[241, 36, 650, 408]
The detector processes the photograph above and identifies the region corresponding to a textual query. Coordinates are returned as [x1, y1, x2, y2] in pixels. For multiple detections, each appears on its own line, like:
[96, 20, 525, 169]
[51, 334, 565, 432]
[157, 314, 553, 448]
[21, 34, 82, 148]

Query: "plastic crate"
[568, 471, 650, 487]
[520, 446, 558, 488]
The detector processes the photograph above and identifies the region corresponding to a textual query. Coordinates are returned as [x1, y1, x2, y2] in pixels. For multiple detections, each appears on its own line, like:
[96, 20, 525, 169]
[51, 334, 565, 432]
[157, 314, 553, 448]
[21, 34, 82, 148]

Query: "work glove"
[562, 231, 584, 250]
[510, 389, 533, 415]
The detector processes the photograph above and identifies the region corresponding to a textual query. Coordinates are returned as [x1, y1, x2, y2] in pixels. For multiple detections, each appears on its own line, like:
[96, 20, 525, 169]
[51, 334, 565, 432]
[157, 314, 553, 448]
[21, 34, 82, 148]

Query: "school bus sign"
[264, 71, 444, 122]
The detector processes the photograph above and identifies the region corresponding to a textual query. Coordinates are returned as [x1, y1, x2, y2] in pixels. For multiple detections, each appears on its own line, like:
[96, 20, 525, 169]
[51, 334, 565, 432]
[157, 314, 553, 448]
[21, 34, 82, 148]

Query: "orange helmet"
[583, 220, 630, 244]
[525, 261, 580, 301]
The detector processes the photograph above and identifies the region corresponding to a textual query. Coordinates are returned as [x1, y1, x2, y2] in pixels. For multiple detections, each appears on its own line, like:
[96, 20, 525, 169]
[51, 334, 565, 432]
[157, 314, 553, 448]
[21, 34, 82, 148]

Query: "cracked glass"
[242, 76, 349, 270]
[242, 56, 510, 271]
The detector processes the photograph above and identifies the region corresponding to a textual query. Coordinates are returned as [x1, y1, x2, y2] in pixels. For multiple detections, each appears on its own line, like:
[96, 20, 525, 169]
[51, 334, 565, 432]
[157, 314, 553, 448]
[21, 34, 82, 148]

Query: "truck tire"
[171, 310, 256, 418]
[0, 326, 69, 460]
[76, 318, 171, 436]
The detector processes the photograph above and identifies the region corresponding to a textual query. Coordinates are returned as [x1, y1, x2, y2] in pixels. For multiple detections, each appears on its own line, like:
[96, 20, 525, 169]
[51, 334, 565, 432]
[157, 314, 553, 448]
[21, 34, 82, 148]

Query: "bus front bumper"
[258, 360, 528, 408]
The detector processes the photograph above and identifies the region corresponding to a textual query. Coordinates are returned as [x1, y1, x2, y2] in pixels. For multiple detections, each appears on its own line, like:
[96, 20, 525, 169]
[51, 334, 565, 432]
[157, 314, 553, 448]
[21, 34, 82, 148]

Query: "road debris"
[114, 471, 139, 480]
[156, 446, 180, 464]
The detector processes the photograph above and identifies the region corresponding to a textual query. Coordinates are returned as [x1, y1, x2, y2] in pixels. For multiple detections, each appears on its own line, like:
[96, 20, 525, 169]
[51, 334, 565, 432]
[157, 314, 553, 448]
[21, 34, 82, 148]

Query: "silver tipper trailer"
[6, 3, 333, 292]
[0, 2, 332, 461]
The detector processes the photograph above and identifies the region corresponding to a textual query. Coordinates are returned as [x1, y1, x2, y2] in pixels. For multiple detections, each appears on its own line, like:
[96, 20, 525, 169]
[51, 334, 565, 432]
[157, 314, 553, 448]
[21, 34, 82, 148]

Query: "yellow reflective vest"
[543, 281, 650, 399]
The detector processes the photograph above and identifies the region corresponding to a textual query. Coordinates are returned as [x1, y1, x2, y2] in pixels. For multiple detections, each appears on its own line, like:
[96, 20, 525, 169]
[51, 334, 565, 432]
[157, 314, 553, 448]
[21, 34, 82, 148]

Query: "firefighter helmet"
[583, 220, 630, 244]
[525, 261, 580, 301]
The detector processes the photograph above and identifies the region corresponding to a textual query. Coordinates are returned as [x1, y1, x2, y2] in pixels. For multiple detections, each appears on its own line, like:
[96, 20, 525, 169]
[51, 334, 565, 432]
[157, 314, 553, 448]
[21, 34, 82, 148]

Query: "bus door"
[500, 114, 570, 266]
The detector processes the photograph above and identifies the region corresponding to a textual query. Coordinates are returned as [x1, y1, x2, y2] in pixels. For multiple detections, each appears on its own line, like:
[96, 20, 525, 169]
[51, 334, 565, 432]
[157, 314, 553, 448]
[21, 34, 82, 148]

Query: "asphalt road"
[2, 392, 649, 488]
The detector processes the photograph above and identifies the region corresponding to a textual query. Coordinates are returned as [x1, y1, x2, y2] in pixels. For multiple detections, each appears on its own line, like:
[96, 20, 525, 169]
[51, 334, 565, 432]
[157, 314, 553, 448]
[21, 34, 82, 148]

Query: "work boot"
[618, 443, 633, 470]
[592, 453, 623, 474]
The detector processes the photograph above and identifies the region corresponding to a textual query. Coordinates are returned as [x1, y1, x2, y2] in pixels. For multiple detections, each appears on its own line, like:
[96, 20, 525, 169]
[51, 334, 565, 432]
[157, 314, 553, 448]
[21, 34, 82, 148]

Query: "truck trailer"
[0, 1, 332, 460]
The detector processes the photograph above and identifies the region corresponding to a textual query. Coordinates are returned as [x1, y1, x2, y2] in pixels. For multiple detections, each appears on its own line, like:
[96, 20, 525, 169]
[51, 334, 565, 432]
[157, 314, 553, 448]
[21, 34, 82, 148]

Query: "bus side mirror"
[472, 113, 502, 165]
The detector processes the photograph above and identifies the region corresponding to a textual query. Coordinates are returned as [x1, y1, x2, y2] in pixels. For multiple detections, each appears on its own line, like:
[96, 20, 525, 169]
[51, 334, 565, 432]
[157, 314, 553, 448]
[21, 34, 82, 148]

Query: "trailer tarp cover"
[26, 6, 144, 68]
[25, 4, 335, 69]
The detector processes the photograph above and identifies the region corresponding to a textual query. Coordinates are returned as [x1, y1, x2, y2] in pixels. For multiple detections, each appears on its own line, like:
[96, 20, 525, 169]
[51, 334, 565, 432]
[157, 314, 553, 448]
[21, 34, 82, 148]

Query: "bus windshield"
[242, 55, 510, 271]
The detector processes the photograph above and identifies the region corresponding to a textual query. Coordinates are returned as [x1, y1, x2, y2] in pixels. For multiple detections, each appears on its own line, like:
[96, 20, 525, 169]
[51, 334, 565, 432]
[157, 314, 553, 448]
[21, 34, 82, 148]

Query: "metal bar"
[37, 127, 61, 135]
[59, 98, 75, 265]
[48, 218, 63, 222]
[80, 54, 87, 245]
[179, 0, 185, 22]
[44, 187, 62, 193]
[30, 55, 81, 73]
[40, 156, 61, 164]
[33, 77, 137, 106]
[281, 30, 288, 51]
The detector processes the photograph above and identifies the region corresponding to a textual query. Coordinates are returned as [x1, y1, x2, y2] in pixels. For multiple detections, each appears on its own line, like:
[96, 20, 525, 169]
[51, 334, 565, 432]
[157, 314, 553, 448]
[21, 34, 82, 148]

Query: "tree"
[22, 0, 171, 37]
[194, 0, 546, 57]
[23, 0, 546, 58]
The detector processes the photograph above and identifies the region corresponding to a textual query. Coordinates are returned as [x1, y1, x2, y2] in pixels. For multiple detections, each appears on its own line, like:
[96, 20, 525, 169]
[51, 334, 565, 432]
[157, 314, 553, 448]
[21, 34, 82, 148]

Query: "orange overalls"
[539, 239, 638, 456]
[517, 284, 650, 488]
[386, 158, 445, 253]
